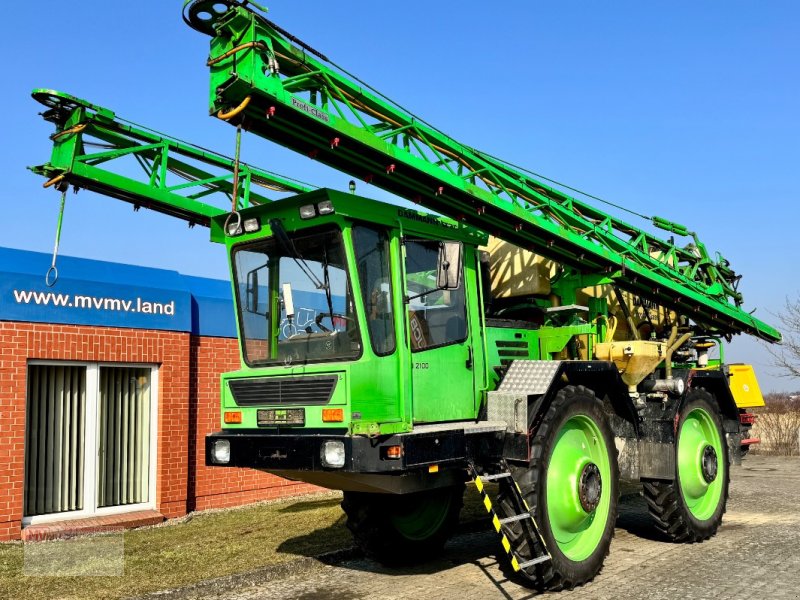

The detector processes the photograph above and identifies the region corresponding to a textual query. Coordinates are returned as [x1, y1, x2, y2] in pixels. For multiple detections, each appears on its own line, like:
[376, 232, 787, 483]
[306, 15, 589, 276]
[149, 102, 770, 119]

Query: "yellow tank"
[484, 238, 674, 341]
[594, 340, 666, 387]
[579, 286, 673, 341]
[483, 237, 555, 298]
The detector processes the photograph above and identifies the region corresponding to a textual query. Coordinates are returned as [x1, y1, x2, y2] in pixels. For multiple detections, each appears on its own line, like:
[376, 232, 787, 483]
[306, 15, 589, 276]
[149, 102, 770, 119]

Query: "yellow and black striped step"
[470, 462, 550, 573]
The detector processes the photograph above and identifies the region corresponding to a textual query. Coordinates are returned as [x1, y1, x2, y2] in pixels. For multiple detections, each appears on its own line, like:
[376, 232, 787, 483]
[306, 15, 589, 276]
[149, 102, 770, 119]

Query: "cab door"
[404, 239, 475, 423]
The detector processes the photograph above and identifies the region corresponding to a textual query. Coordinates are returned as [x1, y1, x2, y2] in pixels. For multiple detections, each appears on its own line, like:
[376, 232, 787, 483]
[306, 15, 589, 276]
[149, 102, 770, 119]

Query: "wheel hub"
[701, 444, 718, 483]
[578, 463, 602, 512]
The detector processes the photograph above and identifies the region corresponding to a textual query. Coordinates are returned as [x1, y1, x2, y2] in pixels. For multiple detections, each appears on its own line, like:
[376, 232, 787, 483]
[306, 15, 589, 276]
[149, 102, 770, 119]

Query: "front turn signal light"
[322, 408, 344, 422]
[224, 411, 242, 424]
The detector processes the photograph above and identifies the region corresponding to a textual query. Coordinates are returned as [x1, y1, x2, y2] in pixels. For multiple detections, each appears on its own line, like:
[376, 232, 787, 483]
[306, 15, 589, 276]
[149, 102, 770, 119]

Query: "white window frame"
[23, 361, 159, 526]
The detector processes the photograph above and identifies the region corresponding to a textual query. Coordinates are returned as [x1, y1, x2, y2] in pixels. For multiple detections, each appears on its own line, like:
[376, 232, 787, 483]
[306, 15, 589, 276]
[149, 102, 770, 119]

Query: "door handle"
[466, 346, 473, 370]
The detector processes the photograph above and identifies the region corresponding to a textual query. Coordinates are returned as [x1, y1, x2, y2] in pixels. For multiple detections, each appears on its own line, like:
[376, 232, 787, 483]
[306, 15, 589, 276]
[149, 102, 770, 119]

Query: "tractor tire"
[505, 385, 619, 590]
[643, 389, 729, 542]
[341, 484, 464, 565]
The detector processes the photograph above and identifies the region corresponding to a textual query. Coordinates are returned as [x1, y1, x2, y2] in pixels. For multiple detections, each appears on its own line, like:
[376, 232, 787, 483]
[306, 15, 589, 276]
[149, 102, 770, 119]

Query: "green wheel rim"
[677, 407, 724, 521]
[390, 490, 452, 541]
[546, 415, 612, 561]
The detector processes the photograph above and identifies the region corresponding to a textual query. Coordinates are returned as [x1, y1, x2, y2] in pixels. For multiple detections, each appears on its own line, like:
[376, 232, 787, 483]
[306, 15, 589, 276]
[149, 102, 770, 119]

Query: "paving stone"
[159, 455, 800, 600]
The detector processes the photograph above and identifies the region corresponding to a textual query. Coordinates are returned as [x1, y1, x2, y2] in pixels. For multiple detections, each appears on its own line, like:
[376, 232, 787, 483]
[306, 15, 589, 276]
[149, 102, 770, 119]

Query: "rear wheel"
[507, 386, 619, 590]
[341, 485, 464, 564]
[643, 389, 729, 542]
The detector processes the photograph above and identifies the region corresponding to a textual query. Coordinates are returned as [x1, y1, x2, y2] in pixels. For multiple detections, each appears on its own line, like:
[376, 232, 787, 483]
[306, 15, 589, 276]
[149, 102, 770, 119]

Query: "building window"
[24, 363, 157, 523]
[24, 365, 86, 517]
[97, 367, 152, 508]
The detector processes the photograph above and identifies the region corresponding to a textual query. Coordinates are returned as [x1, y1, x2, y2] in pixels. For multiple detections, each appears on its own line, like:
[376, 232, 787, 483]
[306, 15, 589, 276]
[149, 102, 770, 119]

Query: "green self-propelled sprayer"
[31, 0, 780, 589]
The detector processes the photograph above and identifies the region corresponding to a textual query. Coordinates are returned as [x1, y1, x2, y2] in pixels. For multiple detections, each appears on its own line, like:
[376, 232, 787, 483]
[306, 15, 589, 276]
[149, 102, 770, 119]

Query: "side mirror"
[245, 266, 268, 315]
[436, 241, 462, 290]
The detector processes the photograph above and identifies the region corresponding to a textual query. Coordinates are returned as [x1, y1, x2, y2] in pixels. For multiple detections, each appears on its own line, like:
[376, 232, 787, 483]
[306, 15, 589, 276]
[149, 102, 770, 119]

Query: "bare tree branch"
[766, 297, 800, 379]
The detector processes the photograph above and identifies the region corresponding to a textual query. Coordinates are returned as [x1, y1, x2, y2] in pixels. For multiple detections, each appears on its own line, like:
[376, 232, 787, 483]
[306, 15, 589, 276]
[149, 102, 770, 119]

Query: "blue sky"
[3, 1, 798, 391]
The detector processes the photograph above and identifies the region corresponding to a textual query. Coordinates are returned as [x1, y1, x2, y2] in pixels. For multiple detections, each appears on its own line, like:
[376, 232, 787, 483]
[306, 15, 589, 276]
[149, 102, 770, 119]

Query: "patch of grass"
[0, 485, 490, 600]
[0, 493, 349, 600]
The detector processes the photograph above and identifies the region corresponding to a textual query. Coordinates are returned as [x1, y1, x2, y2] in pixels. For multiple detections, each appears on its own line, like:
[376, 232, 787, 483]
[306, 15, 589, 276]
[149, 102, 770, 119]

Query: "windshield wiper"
[269, 218, 327, 291]
[321, 244, 336, 331]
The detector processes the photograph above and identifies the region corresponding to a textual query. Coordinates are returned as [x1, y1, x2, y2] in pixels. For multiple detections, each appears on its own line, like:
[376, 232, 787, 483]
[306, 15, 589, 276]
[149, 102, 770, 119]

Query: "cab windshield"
[232, 225, 361, 366]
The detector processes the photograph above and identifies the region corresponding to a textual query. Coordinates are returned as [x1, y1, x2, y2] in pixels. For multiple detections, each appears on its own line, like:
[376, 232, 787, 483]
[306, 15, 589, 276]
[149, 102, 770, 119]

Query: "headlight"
[299, 204, 316, 219]
[320, 440, 346, 468]
[212, 439, 231, 464]
[317, 200, 334, 215]
[243, 218, 261, 233]
[226, 221, 242, 236]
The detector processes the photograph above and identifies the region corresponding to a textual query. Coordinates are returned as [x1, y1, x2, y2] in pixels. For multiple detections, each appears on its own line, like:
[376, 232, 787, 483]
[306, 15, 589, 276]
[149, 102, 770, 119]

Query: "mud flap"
[638, 440, 675, 481]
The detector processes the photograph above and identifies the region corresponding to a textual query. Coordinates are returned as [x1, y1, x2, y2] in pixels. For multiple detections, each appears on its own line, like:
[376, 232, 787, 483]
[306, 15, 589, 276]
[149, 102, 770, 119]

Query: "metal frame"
[31, 89, 313, 227]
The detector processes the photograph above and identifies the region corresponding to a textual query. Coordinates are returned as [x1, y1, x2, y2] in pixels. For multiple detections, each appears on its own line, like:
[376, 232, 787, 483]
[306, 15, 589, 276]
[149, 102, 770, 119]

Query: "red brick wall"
[0, 322, 191, 541]
[0, 321, 321, 542]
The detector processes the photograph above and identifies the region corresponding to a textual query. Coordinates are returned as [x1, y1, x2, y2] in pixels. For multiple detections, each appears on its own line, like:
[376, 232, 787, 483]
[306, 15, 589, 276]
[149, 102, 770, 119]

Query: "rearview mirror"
[282, 282, 295, 320]
[436, 241, 462, 290]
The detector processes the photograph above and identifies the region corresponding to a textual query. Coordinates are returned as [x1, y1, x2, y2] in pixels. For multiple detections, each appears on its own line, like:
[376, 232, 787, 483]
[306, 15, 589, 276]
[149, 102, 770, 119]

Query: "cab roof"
[210, 188, 488, 246]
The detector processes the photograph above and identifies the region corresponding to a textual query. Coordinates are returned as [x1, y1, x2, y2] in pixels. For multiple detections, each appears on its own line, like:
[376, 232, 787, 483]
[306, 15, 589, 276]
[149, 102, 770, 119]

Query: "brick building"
[0, 247, 319, 541]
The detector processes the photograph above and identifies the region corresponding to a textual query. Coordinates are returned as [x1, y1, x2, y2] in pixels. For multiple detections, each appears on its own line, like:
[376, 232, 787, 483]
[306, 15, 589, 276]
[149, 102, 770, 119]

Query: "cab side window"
[353, 225, 396, 356]
[404, 240, 467, 351]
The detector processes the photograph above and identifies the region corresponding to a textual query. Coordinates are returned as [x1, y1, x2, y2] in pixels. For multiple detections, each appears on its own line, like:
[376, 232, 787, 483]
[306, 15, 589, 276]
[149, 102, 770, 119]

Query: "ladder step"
[499, 512, 531, 525]
[517, 555, 550, 569]
[470, 461, 552, 573]
[478, 472, 512, 482]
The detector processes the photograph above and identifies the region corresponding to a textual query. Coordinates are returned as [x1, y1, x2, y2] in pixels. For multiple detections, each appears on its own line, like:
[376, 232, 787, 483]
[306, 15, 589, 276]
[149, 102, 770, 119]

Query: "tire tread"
[642, 388, 729, 543]
[506, 385, 619, 591]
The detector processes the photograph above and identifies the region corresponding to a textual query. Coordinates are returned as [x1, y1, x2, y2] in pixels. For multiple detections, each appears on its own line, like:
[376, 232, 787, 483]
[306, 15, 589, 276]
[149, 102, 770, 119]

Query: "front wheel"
[508, 385, 619, 590]
[643, 389, 729, 542]
[341, 485, 464, 565]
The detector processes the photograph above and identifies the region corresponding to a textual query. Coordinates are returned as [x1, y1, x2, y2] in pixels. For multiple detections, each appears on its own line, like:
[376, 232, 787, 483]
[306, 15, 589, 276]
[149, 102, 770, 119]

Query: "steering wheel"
[315, 312, 355, 332]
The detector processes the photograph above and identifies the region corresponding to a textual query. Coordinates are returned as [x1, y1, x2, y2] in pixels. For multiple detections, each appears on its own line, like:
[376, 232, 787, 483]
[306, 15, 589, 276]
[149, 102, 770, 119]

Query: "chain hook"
[223, 211, 242, 237]
[46, 189, 68, 287]
[45, 266, 59, 287]
[225, 124, 244, 237]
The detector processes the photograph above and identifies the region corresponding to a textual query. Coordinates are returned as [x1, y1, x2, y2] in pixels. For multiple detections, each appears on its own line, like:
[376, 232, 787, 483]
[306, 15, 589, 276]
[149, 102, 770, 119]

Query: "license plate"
[257, 408, 305, 426]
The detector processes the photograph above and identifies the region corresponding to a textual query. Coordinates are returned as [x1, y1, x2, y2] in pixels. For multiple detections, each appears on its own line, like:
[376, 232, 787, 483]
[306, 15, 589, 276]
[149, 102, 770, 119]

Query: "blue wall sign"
[0, 247, 236, 338]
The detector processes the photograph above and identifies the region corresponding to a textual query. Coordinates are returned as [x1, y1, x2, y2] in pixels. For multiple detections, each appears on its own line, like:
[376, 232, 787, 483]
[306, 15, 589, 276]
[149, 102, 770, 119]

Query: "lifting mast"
[182, 0, 779, 342]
